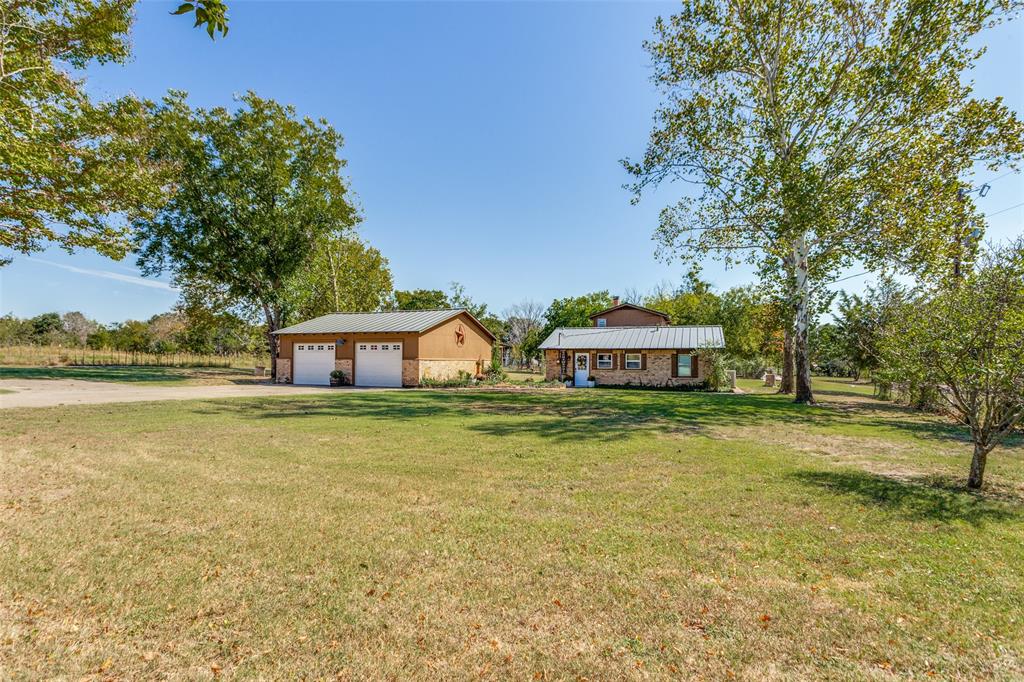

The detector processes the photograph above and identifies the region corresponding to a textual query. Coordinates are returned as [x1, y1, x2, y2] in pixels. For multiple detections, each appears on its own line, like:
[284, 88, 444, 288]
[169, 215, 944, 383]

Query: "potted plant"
[563, 375, 573, 388]
[329, 369, 349, 387]
[586, 374, 596, 388]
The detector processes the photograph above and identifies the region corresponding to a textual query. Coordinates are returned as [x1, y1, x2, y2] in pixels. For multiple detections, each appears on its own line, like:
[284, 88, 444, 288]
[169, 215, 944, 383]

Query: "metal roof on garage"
[538, 325, 725, 350]
[273, 309, 493, 337]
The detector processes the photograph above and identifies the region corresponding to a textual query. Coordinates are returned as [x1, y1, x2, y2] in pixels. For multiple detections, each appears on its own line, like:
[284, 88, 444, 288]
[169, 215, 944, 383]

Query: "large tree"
[882, 239, 1024, 489]
[836, 276, 908, 380]
[135, 92, 360, 378]
[643, 273, 723, 325]
[503, 300, 545, 367]
[284, 235, 393, 319]
[541, 291, 614, 333]
[393, 289, 451, 311]
[627, 0, 1024, 403]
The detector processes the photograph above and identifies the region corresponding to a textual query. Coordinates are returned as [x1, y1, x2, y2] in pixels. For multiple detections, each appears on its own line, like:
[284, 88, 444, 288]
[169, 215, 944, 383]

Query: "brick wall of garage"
[275, 312, 495, 386]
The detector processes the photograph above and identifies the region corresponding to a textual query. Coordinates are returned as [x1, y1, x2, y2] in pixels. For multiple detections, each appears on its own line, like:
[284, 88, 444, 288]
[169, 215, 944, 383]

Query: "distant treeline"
[0, 309, 264, 356]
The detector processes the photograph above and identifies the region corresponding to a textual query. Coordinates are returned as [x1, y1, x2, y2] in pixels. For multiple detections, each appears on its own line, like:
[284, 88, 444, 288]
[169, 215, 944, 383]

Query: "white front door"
[355, 342, 403, 387]
[293, 342, 335, 385]
[573, 352, 590, 387]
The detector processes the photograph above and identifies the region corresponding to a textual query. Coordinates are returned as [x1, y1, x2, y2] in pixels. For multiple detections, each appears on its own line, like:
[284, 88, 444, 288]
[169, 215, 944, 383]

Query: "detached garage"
[272, 309, 495, 387]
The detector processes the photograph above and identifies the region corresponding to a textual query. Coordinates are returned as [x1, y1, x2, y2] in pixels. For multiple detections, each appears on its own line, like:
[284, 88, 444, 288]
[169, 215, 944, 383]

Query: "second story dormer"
[589, 297, 670, 327]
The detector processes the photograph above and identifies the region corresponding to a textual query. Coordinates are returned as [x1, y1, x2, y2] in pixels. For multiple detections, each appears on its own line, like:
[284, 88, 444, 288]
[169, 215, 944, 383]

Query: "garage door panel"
[293, 343, 335, 385]
[356, 342, 402, 387]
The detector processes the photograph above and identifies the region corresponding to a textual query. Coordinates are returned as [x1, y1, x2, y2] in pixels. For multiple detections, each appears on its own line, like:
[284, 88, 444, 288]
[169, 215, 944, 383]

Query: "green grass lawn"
[1, 386, 1021, 679]
[0, 365, 264, 385]
[737, 375, 879, 397]
[504, 369, 551, 384]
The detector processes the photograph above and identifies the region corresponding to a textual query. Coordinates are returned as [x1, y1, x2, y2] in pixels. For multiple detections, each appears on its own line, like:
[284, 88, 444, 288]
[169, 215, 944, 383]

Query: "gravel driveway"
[0, 379, 376, 409]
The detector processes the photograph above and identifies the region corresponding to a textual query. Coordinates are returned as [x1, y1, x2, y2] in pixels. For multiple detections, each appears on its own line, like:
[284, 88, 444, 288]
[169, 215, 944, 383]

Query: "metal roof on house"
[538, 325, 725, 350]
[273, 309, 488, 337]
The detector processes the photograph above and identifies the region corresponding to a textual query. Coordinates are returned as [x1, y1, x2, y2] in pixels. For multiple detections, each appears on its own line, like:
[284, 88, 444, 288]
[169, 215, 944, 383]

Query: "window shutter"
[640, 353, 647, 370]
[691, 354, 699, 378]
[612, 352, 618, 370]
[671, 352, 679, 378]
[590, 351, 597, 371]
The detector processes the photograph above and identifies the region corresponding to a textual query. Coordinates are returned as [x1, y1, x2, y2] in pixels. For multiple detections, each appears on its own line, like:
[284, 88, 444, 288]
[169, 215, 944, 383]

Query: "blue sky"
[2, 1, 1022, 324]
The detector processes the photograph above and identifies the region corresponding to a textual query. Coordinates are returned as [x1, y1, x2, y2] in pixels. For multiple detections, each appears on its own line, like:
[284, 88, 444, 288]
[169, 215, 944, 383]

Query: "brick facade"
[402, 360, 419, 387]
[334, 359, 353, 384]
[545, 349, 708, 387]
[275, 358, 292, 384]
[419, 359, 483, 383]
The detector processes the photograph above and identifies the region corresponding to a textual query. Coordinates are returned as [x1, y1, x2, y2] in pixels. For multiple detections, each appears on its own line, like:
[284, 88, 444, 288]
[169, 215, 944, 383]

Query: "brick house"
[539, 299, 725, 387]
[272, 309, 495, 387]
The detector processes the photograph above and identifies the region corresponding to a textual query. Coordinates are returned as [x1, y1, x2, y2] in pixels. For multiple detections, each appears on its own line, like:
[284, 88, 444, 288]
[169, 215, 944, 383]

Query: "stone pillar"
[275, 358, 292, 384]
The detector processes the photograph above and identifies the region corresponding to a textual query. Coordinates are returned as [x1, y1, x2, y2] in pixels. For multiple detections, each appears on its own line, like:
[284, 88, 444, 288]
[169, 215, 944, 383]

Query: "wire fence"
[0, 345, 267, 369]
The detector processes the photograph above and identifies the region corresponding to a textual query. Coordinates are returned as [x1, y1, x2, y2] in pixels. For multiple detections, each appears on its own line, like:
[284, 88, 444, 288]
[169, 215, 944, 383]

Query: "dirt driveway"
[0, 379, 372, 409]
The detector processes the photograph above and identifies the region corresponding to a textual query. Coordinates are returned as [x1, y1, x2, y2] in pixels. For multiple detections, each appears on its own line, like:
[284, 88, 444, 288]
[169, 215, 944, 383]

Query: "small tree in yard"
[135, 92, 360, 378]
[883, 240, 1024, 489]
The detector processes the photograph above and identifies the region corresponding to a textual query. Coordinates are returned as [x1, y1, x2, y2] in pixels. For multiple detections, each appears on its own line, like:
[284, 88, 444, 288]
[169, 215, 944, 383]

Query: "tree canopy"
[134, 92, 360, 376]
[0, 0, 165, 264]
[627, 0, 1024, 403]
[393, 289, 451, 311]
[284, 235, 393, 320]
[881, 239, 1024, 489]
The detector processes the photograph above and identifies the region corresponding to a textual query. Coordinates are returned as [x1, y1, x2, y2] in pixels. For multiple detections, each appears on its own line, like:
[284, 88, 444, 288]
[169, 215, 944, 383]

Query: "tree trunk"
[779, 326, 794, 394]
[793, 235, 815, 404]
[326, 243, 340, 311]
[967, 442, 988, 489]
[263, 304, 281, 380]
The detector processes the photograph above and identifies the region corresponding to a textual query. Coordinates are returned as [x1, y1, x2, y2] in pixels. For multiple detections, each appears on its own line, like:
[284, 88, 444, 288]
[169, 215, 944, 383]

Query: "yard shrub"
[700, 346, 730, 391]
[484, 363, 508, 384]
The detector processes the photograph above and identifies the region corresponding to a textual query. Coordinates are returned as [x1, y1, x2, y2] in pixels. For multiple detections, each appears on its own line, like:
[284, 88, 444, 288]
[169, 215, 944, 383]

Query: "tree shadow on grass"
[188, 387, 1012, 453]
[194, 389, 849, 443]
[791, 469, 1020, 525]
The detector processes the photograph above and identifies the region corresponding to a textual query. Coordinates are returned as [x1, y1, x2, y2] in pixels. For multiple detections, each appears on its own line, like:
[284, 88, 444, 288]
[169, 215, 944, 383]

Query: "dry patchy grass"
[1, 387, 1022, 680]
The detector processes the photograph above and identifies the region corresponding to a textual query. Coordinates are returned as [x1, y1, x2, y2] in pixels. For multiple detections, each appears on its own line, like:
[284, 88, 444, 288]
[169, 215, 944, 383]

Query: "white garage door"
[355, 342, 402, 387]
[293, 342, 335, 385]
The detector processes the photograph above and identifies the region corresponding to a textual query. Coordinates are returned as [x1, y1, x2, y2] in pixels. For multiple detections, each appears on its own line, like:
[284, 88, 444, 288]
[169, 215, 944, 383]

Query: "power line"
[984, 201, 1024, 218]
[977, 169, 1020, 187]
[827, 271, 869, 285]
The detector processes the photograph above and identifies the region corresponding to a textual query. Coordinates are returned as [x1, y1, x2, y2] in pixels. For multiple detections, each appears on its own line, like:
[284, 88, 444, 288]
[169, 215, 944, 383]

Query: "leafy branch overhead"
[172, 0, 229, 38]
[0, 0, 231, 266]
[0, 0, 166, 264]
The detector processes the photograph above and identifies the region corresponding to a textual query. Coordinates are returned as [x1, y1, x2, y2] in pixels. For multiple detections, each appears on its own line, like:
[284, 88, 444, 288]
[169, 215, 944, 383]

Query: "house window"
[677, 354, 693, 377]
[625, 353, 642, 370]
[596, 353, 612, 369]
[596, 318, 607, 327]
[381, 344, 389, 350]
[297, 345, 304, 350]
[358, 344, 367, 350]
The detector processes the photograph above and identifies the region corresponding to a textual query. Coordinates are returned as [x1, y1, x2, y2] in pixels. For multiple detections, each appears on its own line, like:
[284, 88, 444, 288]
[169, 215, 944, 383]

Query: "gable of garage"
[417, 311, 495, 359]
